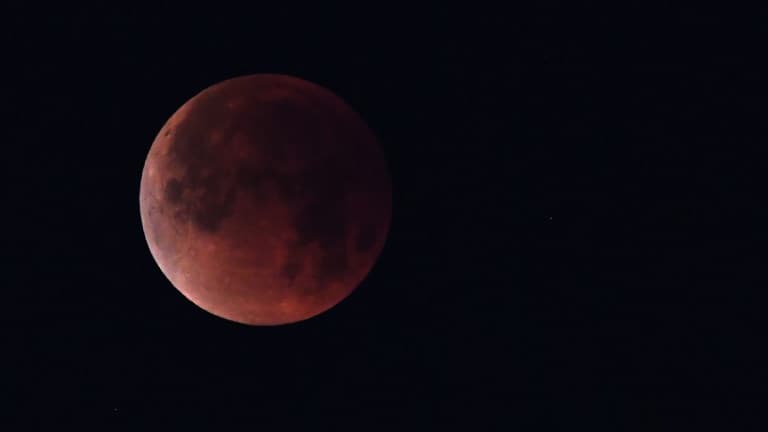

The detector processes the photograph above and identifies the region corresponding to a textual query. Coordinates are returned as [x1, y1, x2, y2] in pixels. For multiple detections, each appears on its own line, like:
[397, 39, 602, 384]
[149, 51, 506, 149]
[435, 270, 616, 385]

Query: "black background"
[4, 3, 767, 430]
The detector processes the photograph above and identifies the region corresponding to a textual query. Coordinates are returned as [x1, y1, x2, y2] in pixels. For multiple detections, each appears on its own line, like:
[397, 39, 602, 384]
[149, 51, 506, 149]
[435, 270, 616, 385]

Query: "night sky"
[5, 4, 767, 430]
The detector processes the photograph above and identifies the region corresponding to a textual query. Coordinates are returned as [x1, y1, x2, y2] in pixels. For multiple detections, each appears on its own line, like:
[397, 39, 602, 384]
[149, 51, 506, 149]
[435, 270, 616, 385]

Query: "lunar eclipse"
[139, 74, 391, 326]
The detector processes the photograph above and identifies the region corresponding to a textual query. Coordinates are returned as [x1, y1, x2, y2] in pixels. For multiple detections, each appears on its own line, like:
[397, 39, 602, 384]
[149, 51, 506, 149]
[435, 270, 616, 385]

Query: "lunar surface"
[139, 74, 391, 325]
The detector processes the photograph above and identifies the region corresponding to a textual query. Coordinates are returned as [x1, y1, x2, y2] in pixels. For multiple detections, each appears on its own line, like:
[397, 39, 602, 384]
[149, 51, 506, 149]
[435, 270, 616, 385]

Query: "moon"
[139, 74, 391, 326]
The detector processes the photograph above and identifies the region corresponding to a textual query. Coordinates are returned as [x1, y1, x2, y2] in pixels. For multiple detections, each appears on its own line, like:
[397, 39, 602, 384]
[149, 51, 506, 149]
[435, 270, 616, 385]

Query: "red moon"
[139, 74, 391, 326]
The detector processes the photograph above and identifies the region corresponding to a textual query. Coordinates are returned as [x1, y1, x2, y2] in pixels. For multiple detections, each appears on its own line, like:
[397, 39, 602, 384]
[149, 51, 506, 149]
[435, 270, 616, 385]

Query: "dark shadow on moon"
[163, 93, 243, 233]
[163, 178, 184, 203]
[355, 223, 378, 254]
[280, 257, 304, 282]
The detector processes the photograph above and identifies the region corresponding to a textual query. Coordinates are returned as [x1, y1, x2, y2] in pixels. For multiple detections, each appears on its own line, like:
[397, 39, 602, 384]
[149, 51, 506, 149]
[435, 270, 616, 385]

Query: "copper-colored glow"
[139, 74, 391, 326]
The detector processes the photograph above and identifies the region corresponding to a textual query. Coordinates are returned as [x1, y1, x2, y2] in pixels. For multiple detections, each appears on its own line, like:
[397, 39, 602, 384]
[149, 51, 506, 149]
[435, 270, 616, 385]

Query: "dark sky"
[4, 3, 767, 430]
